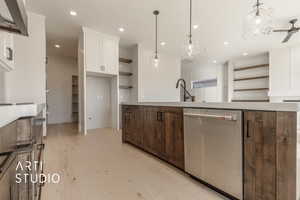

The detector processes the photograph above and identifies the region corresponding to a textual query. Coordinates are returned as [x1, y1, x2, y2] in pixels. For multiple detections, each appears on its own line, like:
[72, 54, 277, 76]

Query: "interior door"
[244, 111, 276, 200]
[143, 107, 163, 155]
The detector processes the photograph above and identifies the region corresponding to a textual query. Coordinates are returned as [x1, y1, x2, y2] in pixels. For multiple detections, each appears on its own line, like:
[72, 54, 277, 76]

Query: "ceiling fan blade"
[273, 29, 289, 32]
[282, 32, 294, 43]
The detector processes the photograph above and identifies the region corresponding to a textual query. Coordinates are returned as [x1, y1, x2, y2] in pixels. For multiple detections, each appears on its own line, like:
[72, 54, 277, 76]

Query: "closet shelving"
[72, 75, 79, 122]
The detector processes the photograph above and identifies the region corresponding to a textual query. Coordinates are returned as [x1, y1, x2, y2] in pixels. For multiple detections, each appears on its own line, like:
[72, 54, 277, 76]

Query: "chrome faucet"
[176, 78, 195, 102]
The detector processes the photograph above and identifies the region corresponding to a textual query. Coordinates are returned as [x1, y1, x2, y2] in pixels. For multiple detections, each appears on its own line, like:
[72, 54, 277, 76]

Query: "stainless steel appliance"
[184, 108, 243, 199]
[0, 0, 28, 35]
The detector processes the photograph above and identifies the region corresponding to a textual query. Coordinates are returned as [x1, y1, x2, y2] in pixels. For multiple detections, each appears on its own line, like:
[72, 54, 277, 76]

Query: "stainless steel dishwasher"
[184, 108, 243, 199]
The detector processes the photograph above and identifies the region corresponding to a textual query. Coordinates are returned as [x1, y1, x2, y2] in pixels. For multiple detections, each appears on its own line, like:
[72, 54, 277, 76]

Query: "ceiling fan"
[273, 19, 300, 43]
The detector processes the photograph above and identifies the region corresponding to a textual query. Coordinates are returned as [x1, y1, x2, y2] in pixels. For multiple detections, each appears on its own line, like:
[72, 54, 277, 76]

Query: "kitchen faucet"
[176, 78, 195, 102]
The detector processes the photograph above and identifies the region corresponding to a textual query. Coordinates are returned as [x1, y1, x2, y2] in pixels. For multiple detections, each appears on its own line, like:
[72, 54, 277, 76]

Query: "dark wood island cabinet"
[122, 105, 185, 169]
[122, 104, 298, 200]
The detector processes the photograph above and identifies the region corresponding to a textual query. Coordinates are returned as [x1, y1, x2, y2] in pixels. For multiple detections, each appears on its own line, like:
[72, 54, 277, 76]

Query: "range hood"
[0, 0, 28, 36]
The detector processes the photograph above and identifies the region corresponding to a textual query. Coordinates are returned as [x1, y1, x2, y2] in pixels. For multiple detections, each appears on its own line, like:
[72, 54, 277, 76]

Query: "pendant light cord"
[155, 13, 158, 55]
[189, 0, 192, 43]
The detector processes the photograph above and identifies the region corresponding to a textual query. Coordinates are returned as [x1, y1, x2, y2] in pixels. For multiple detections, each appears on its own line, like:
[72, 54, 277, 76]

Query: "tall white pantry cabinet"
[269, 46, 300, 97]
[78, 27, 120, 134]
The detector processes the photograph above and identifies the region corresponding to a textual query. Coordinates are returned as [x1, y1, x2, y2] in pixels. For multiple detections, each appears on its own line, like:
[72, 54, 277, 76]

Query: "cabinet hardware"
[6, 47, 13, 61]
[246, 120, 250, 138]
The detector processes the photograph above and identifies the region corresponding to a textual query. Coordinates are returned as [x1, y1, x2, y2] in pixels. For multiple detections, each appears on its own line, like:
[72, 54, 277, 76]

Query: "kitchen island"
[121, 102, 300, 200]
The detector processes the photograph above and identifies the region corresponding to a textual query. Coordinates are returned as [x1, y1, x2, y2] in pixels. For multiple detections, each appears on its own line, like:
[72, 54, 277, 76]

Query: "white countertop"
[122, 102, 300, 112]
[0, 104, 45, 128]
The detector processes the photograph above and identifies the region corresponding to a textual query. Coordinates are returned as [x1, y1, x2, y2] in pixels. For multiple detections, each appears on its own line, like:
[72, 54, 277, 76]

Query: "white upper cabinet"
[0, 31, 14, 71]
[290, 47, 300, 93]
[269, 46, 300, 97]
[83, 27, 119, 75]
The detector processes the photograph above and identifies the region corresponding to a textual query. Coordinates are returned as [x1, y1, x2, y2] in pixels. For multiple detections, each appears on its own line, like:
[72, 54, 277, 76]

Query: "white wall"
[181, 59, 225, 102]
[0, 71, 5, 102]
[86, 75, 112, 130]
[137, 45, 181, 102]
[47, 55, 78, 124]
[4, 13, 46, 104]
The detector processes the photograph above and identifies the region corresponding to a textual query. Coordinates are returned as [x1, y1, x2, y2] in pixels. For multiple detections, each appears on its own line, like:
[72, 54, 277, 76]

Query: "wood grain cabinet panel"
[143, 107, 163, 156]
[244, 111, 297, 200]
[122, 106, 143, 147]
[244, 111, 277, 200]
[162, 108, 184, 169]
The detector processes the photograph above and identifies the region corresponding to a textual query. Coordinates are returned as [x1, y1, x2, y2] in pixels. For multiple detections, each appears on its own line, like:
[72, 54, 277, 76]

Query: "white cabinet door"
[269, 48, 291, 96]
[291, 47, 300, 95]
[103, 37, 118, 75]
[84, 30, 104, 73]
[0, 31, 14, 71]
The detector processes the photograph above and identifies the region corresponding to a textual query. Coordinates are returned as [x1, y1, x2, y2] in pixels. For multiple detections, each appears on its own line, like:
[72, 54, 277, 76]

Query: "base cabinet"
[244, 111, 297, 200]
[122, 105, 184, 169]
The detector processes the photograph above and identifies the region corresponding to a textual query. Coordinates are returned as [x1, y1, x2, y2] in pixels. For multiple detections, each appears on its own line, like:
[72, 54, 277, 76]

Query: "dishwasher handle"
[184, 113, 237, 121]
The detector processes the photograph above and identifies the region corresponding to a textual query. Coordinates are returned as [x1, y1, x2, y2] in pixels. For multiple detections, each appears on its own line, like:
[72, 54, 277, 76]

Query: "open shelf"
[283, 100, 300, 102]
[119, 58, 132, 64]
[234, 75, 269, 81]
[119, 71, 133, 76]
[234, 88, 269, 92]
[119, 85, 133, 89]
[234, 64, 269, 72]
[231, 99, 269, 102]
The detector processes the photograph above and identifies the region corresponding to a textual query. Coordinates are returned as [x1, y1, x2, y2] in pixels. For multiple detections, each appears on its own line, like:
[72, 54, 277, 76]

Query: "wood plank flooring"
[42, 123, 228, 200]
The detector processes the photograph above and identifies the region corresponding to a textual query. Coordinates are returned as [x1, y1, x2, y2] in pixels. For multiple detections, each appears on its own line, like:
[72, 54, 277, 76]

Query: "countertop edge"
[121, 102, 300, 112]
[0, 103, 46, 128]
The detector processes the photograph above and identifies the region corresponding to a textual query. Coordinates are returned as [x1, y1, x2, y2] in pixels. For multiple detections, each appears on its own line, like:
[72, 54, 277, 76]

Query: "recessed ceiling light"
[224, 41, 229, 45]
[160, 42, 166, 46]
[193, 25, 199, 29]
[243, 52, 249, 56]
[213, 60, 217, 64]
[70, 10, 77, 16]
[54, 44, 61, 48]
[119, 27, 125, 32]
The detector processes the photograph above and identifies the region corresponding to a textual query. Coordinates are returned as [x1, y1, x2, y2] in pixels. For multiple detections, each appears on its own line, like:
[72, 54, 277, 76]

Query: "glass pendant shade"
[153, 54, 159, 68]
[243, 1, 273, 38]
[186, 41, 194, 57]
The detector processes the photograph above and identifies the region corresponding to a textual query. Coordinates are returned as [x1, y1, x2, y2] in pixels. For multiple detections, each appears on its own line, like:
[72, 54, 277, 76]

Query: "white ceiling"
[27, 0, 300, 62]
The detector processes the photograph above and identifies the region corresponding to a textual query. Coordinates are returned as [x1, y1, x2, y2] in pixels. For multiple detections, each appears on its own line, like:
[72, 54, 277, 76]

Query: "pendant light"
[186, 0, 193, 57]
[153, 10, 160, 67]
[244, 0, 273, 38]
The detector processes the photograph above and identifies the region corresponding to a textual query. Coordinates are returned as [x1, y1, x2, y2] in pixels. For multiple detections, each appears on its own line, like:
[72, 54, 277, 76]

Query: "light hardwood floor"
[42, 123, 228, 200]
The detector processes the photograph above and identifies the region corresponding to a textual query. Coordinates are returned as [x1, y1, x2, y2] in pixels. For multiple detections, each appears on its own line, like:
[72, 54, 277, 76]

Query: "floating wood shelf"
[234, 75, 269, 81]
[283, 100, 300, 102]
[234, 88, 269, 92]
[119, 85, 133, 89]
[232, 99, 269, 102]
[119, 58, 132, 64]
[119, 71, 133, 76]
[234, 64, 269, 72]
